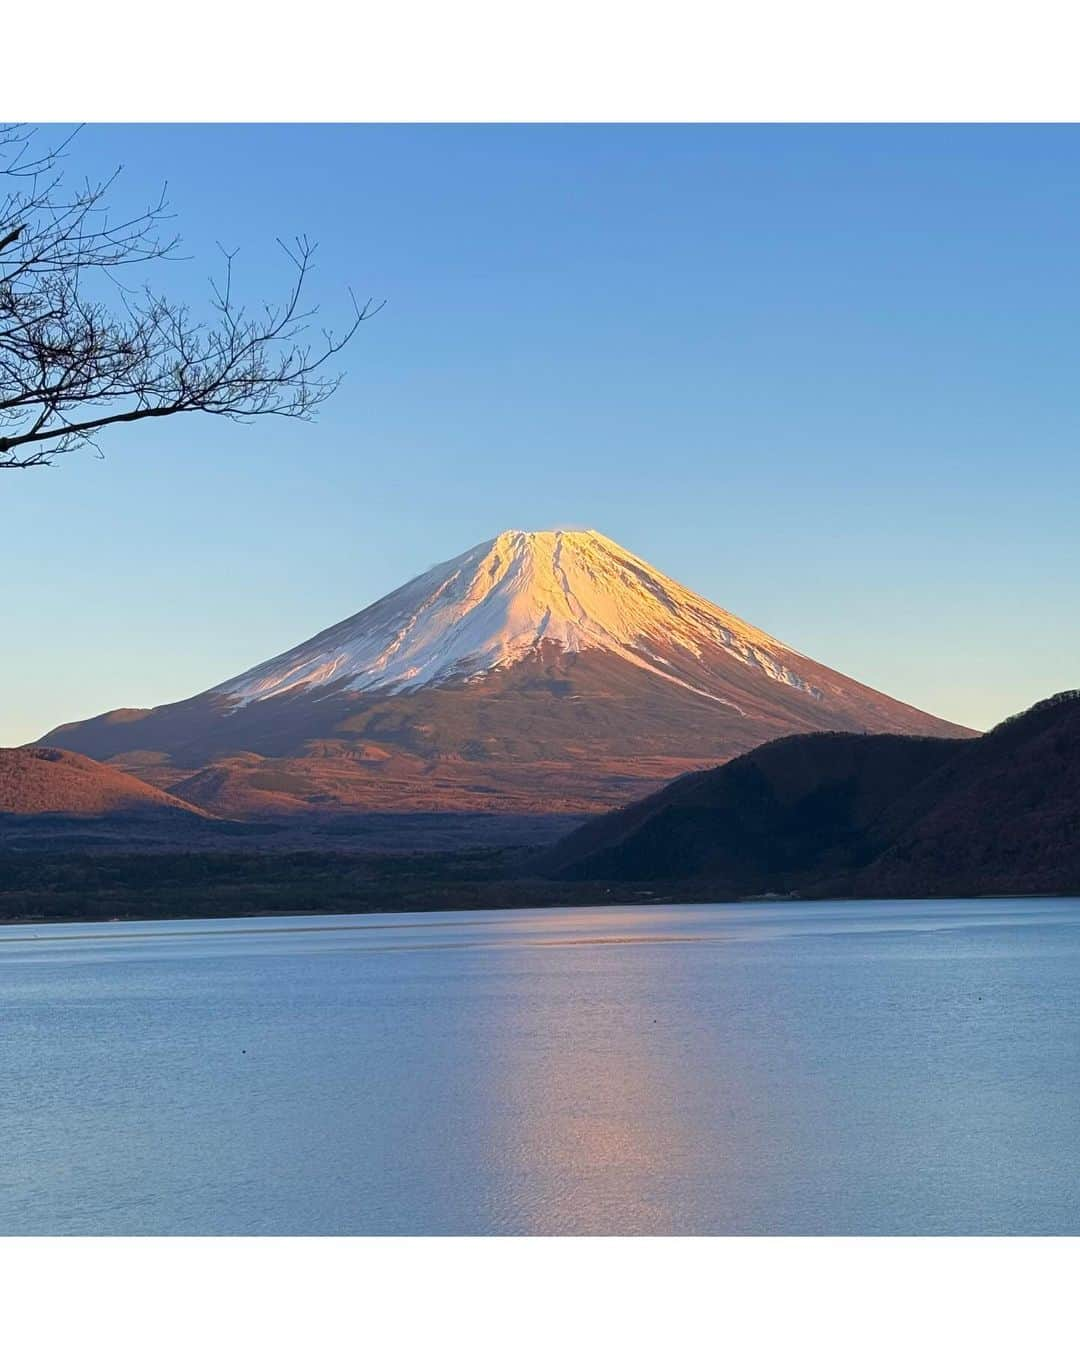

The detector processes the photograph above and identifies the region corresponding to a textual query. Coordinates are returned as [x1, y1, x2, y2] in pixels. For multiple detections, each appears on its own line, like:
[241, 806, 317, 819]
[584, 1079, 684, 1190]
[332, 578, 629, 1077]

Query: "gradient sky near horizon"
[4, 123, 1079, 744]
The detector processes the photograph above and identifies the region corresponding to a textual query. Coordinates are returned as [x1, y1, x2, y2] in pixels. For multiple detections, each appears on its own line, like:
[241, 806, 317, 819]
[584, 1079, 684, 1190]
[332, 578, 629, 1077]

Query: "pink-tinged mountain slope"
[0, 747, 209, 818]
[39, 530, 974, 816]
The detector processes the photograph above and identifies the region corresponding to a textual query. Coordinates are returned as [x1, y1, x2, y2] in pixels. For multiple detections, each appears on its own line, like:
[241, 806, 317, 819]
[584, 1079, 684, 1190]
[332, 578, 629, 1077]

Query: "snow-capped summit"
[40, 528, 974, 818]
[215, 528, 816, 707]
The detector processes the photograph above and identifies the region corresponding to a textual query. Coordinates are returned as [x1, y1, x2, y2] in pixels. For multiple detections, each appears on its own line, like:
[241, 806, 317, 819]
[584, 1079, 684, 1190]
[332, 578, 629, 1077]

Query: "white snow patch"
[212, 529, 821, 709]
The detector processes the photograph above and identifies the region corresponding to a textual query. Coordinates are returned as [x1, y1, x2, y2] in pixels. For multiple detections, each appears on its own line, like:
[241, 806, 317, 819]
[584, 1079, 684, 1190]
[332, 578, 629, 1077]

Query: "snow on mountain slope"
[215, 529, 819, 708]
[38, 526, 974, 818]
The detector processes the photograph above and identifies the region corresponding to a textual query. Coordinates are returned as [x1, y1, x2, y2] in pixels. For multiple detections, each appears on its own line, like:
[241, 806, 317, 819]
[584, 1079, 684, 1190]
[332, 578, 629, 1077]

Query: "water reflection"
[7, 899, 1080, 1234]
[478, 911, 762, 1234]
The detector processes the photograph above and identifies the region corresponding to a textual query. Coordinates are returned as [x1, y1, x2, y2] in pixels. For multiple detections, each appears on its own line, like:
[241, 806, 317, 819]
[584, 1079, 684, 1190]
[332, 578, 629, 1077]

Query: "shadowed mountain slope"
[543, 692, 1080, 897]
[546, 689, 1077, 899]
[857, 691, 1080, 895]
[543, 731, 966, 886]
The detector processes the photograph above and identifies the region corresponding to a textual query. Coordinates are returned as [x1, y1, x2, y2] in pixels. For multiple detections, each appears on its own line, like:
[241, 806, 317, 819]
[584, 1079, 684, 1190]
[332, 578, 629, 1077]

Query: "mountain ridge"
[37, 529, 973, 816]
[543, 691, 1080, 896]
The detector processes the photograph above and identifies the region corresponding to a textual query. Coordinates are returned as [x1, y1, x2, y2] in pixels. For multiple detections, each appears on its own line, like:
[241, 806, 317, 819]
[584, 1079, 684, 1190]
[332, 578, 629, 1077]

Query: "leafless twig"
[0, 125, 377, 469]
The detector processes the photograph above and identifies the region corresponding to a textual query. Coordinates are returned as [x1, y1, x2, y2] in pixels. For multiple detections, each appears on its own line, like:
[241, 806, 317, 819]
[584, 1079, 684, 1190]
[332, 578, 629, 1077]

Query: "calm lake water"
[4, 897, 1080, 1235]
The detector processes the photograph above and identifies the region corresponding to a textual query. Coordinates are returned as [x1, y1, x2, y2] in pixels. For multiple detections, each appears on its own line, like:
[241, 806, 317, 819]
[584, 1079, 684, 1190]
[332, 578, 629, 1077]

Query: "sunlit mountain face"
[211, 529, 824, 707]
[40, 530, 974, 817]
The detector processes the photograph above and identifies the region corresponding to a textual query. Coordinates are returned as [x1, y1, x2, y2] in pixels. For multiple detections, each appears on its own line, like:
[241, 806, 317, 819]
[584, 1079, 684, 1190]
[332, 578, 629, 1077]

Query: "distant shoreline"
[1, 852, 1076, 930]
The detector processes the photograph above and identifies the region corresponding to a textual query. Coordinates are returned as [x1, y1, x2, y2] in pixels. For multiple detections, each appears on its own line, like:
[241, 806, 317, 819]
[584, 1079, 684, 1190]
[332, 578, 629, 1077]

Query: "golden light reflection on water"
[480, 910, 756, 1235]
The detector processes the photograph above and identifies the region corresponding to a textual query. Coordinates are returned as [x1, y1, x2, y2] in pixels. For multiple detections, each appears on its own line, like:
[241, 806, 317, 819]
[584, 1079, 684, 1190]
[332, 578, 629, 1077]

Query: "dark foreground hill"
[857, 691, 1080, 895]
[543, 731, 965, 888]
[544, 691, 1080, 897]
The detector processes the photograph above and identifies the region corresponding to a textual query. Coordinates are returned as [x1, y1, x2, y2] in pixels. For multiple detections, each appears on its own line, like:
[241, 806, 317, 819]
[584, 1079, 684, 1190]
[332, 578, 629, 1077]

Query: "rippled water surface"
[4, 898, 1080, 1234]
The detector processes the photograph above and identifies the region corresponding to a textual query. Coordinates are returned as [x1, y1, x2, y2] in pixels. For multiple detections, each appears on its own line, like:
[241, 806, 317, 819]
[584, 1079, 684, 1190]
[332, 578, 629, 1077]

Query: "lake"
[3, 897, 1080, 1235]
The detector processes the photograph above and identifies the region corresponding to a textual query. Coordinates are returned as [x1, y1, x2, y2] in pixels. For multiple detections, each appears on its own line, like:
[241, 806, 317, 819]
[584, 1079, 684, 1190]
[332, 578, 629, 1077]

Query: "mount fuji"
[40, 529, 973, 816]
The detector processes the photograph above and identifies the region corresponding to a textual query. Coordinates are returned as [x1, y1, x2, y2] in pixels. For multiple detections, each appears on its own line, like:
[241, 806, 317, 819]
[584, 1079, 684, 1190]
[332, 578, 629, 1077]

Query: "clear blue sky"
[4, 124, 1079, 744]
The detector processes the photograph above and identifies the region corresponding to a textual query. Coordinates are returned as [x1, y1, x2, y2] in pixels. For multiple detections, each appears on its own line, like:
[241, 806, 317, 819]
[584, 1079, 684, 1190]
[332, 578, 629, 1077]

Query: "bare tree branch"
[0, 124, 378, 469]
